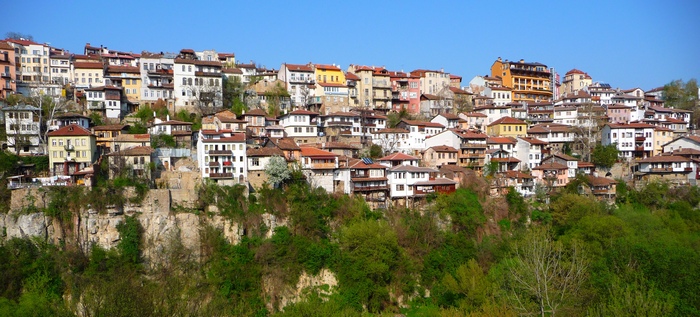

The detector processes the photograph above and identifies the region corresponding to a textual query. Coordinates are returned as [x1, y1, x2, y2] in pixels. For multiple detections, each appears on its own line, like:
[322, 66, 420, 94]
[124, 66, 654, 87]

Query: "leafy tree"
[387, 108, 410, 128]
[441, 259, 491, 311]
[591, 143, 619, 169]
[265, 155, 291, 187]
[663, 79, 698, 110]
[434, 188, 485, 235]
[116, 216, 143, 265]
[5, 32, 33, 40]
[336, 220, 403, 312]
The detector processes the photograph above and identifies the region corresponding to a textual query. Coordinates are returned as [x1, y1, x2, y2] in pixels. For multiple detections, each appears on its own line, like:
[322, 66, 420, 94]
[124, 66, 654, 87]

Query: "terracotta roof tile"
[49, 124, 93, 136]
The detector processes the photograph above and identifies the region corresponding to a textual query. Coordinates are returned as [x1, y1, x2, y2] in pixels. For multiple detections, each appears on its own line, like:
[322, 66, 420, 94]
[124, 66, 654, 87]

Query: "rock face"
[2, 187, 247, 267]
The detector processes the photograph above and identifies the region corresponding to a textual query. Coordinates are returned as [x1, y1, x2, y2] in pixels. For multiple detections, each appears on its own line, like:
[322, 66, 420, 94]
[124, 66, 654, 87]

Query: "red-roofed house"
[197, 128, 247, 184]
[300, 147, 339, 192]
[149, 117, 194, 148]
[279, 63, 316, 108]
[601, 123, 657, 159]
[532, 162, 569, 189]
[0, 40, 17, 98]
[378, 152, 420, 167]
[422, 145, 458, 167]
[515, 137, 549, 170]
[335, 159, 389, 207]
[389, 70, 421, 114]
[486, 116, 527, 137]
[634, 155, 697, 185]
[47, 124, 97, 176]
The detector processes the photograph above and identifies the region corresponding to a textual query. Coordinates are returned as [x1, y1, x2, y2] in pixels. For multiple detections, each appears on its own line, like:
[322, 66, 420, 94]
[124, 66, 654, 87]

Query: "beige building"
[422, 145, 458, 167]
[347, 65, 392, 111]
[560, 69, 592, 97]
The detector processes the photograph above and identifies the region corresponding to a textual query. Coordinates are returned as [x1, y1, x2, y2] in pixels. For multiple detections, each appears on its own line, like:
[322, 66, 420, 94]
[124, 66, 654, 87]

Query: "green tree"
[434, 188, 485, 235]
[591, 143, 619, 170]
[663, 79, 698, 110]
[441, 259, 491, 311]
[337, 220, 403, 312]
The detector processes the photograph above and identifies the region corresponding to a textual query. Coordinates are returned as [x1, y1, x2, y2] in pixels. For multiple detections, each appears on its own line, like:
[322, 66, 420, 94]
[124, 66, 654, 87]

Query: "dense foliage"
[1, 178, 700, 316]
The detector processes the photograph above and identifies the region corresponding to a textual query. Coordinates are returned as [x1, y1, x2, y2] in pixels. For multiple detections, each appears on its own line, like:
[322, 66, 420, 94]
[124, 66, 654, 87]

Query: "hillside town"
[2, 37, 699, 207]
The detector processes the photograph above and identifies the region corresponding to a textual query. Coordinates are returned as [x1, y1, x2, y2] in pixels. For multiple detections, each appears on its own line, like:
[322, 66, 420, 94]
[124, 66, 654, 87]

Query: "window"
[252, 158, 259, 166]
[396, 184, 404, 191]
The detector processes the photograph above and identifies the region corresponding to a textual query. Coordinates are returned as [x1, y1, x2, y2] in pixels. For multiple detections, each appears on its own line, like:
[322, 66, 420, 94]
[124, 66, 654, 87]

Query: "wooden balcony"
[307, 162, 337, 169]
[208, 150, 231, 156]
[649, 167, 673, 173]
[353, 184, 389, 191]
[209, 172, 233, 179]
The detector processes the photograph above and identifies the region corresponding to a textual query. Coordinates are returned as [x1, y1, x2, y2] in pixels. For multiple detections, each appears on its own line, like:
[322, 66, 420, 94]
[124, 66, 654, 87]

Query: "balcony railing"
[634, 146, 644, 151]
[308, 162, 337, 169]
[209, 172, 233, 179]
[353, 185, 389, 191]
[649, 167, 673, 173]
[208, 150, 231, 156]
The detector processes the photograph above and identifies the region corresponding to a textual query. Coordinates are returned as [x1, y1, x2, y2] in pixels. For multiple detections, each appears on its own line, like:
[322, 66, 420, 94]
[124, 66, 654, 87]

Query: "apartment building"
[0, 41, 16, 98]
[278, 63, 315, 108]
[140, 51, 176, 109]
[560, 68, 592, 97]
[490, 57, 553, 103]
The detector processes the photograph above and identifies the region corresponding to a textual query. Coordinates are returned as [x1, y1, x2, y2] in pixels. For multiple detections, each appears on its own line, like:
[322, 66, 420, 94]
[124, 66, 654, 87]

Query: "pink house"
[532, 162, 569, 188]
[606, 104, 633, 124]
[389, 71, 421, 114]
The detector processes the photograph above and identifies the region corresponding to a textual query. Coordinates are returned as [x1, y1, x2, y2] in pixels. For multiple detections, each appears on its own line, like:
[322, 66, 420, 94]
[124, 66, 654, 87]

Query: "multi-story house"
[410, 69, 451, 95]
[242, 108, 267, 138]
[49, 49, 72, 86]
[278, 109, 320, 143]
[372, 128, 411, 154]
[560, 69, 592, 97]
[532, 162, 569, 189]
[662, 135, 700, 153]
[173, 49, 222, 111]
[456, 130, 489, 172]
[634, 155, 697, 186]
[389, 71, 421, 114]
[278, 63, 315, 108]
[85, 86, 123, 119]
[387, 165, 457, 203]
[601, 123, 657, 159]
[48, 112, 90, 132]
[587, 82, 615, 105]
[73, 58, 104, 90]
[515, 136, 548, 170]
[311, 64, 348, 114]
[652, 126, 673, 156]
[347, 65, 392, 112]
[140, 51, 176, 109]
[149, 117, 194, 148]
[300, 147, 338, 192]
[475, 104, 512, 125]
[218, 52, 236, 69]
[337, 158, 389, 207]
[422, 145, 459, 167]
[606, 104, 633, 124]
[377, 152, 420, 168]
[419, 93, 453, 117]
[197, 130, 247, 185]
[542, 153, 579, 178]
[490, 57, 553, 103]
[4, 104, 41, 154]
[527, 123, 575, 152]
[553, 106, 578, 125]
[47, 124, 97, 176]
[105, 146, 154, 179]
[488, 86, 512, 106]
[458, 112, 487, 130]
[0, 41, 17, 99]
[236, 62, 257, 84]
[345, 72, 360, 108]
[246, 145, 285, 189]
[246, 79, 291, 114]
[6, 38, 54, 96]
[92, 124, 129, 154]
[396, 119, 445, 154]
[105, 65, 141, 102]
[486, 117, 527, 137]
[450, 74, 462, 88]
[611, 92, 643, 108]
[319, 111, 362, 141]
[431, 113, 461, 129]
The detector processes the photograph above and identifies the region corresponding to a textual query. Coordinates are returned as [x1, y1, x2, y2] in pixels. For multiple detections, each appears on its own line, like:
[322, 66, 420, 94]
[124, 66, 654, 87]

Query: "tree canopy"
[591, 143, 619, 169]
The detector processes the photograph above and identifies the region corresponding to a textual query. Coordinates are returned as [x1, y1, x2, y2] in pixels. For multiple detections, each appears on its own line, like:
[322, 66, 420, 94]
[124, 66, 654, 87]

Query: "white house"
[278, 109, 320, 139]
[515, 137, 548, 170]
[601, 123, 656, 159]
[278, 63, 316, 107]
[3, 104, 41, 154]
[430, 113, 461, 129]
[372, 128, 411, 154]
[300, 147, 338, 192]
[85, 86, 124, 119]
[197, 131, 247, 185]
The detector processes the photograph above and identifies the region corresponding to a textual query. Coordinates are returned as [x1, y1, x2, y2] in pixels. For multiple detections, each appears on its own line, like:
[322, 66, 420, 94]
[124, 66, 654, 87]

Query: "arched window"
[182, 78, 186, 85]
[187, 78, 192, 85]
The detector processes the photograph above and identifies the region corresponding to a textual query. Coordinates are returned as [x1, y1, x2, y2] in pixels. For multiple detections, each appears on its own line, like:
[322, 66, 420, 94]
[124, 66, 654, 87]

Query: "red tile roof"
[373, 128, 409, 134]
[488, 137, 517, 144]
[533, 162, 568, 170]
[488, 116, 526, 126]
[106, 146, 154, 156]
[638, 155, 691, 163]
[379, 152, 419, 161]
[48, 124, 93, 137]
[315, 64, 341, 70]
[74, 62, 104, 69]
[401, 119, 445, 128]
[518, 136, 548, 145]
[201, 133, 246, 143]
[429, 145, 458, 152]
[301, 147, 338, 157]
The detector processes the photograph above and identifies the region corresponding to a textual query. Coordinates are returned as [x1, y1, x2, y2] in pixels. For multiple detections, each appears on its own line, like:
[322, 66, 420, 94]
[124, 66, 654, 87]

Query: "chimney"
[166, 114, 170, 121]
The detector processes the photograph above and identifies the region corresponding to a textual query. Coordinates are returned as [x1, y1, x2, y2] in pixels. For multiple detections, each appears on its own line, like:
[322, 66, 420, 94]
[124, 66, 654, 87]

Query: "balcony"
[208, 161, 220, 167]
[634, 146, 644, 152]
[195, 71, 221, 77]
[353, 184, 389, 191]
[209, 172, 233, 179]
[308, 162, 337, 169]
[88, 102, 105, 110]
[461, 153, 486, 159]
[649, 167, 673, 173]
[461, 143, 487, 149]
[1, 72, 10, 78]
[635, 136, 646, 142]
[208, 150, 231, 156]
[64, 145, 75, 152]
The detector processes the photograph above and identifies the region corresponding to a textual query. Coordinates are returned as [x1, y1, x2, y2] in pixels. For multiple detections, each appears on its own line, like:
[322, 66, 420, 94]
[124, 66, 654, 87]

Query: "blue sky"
[2, 0, 698, 90]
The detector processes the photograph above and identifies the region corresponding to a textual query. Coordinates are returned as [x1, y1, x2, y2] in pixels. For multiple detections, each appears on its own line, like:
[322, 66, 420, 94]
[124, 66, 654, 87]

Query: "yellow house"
[48, 124, 97, 176]
[486, 116, 527, 137]
[313, 64, 348, 113]
[653, 126, 673, 156]
[105, 65, 141, 102]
